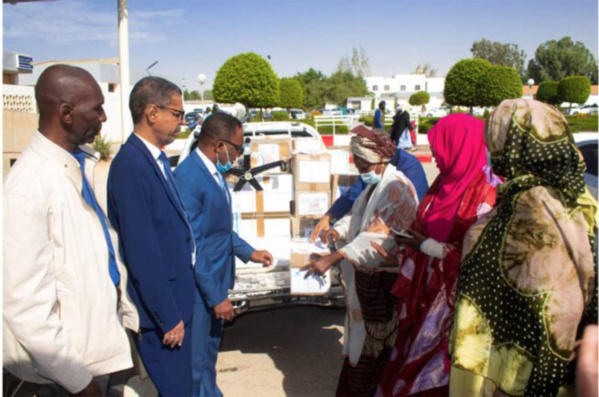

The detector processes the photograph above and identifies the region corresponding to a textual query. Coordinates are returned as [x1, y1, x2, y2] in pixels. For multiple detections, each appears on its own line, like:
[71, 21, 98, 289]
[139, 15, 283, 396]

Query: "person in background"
[107, 76, 196, 396]
[3, 64, 138, 396]
[376, 113, 499, 397]
[390, 104, 414, 151]
[374, 100, 386, 130]
[449, 99, 597, 396]
[303, 128, 419, 396]
[310, 128, 428, 242]
[174, 112, 273, 396]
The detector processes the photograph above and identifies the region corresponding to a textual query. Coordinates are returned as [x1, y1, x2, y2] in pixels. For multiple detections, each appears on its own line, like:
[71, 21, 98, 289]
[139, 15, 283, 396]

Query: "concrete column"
[118, 0, 131, 142]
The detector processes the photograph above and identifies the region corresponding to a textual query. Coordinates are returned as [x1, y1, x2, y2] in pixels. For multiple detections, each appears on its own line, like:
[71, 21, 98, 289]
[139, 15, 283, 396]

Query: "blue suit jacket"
[174, 150, 254, 307]
[107, 134, 196, 333]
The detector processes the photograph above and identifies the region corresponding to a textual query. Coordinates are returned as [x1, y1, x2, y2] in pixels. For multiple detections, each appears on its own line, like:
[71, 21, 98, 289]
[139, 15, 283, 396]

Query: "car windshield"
[579, 143, 598, 177]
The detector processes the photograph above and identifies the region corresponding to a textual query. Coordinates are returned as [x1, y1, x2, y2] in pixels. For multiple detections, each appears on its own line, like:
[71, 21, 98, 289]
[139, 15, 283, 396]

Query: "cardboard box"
[234, 268, 290, 291]
[329, 149, 352, 175]
[250, 139, 292, 174]
[236, 214, 291, 238]
[227, 174, 294, 193]
[293, 191, 330, 217]
[289, 239, 331, 295]
[290, 216, 321, 238]
[291, 153, 331, 191]
[330, 174, 360, 201]
[235, 236, 291, 268]
[292, 139, 324, 154]
[231, 190, 292, 214]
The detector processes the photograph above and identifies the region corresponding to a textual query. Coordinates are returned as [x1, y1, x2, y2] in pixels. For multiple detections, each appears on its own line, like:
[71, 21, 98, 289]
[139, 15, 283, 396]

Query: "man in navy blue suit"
[107, 76, 196, 396]
[174, 113, 273, 396]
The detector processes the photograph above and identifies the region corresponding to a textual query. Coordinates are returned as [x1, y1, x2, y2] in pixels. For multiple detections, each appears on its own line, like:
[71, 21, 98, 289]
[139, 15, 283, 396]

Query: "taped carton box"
[236, 213, 291, 238]
[330, 174, 360, 201]
[231, 190, 292, 214]
[226, 174, 294, 193]
[328, 149, 352, 175]
[292, 139, 324, 153]
[291, 153, 331, 192]
[292, 191, 330, 217]
[289, 238, 331, 295]
[290, 216, 321, 238]
[235, 236, 291, 268]
[250, 139, 292, 174]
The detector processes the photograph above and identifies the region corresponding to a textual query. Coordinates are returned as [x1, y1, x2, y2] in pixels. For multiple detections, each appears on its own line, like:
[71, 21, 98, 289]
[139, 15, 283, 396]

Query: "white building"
[365, 73, 446, 111]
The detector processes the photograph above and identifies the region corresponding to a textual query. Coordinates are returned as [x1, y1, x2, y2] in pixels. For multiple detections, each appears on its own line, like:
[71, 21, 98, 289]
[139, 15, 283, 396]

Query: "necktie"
[215, 172, 230, 203]
[158, 152, 197, 266]
[73, 150, 120, 286]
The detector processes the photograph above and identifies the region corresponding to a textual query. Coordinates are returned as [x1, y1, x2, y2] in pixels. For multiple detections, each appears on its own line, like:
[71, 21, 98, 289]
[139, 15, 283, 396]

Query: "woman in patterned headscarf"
[449, 99, 597, 397]
[304, 128, 420, 396]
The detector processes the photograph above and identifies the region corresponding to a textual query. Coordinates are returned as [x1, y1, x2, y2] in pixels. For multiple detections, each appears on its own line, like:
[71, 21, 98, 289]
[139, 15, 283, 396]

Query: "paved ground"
[216, 306, 346, 397]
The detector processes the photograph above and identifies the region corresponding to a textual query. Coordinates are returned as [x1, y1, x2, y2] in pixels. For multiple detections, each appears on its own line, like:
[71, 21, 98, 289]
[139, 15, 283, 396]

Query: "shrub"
[536, 81, 560, 105]
[566, 114, 598, 132]
[558, 76, 591, 105]
[279, 78, 304, 109]
[444, 58, 493, 107]
[318, 125, 349, 135]
[271, 111, 290, 121]
[477, 65, 522, 106]
[92, 134, 112, 160]
[409, 91, 430, 107]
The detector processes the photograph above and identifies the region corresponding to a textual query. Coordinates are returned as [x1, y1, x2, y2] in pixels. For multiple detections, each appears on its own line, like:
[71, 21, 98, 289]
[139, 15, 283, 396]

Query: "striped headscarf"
[350, 127, 396, 164]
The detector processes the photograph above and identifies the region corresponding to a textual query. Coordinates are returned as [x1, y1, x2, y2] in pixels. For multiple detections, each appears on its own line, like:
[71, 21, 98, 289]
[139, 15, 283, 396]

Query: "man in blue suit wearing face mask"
[173, 112, 273, 396]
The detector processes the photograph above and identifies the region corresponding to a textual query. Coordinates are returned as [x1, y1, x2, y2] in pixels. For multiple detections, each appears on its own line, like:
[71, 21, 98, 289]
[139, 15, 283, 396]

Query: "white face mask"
[360, 169, 382, 185]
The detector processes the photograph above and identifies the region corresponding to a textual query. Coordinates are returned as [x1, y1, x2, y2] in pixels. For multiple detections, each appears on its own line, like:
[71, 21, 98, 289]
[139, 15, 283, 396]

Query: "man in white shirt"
[3, 65, 138, 396]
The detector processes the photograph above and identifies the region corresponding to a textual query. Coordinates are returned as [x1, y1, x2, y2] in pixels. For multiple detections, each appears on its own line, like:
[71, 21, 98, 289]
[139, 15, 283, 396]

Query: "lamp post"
[197, 73, 207, 102]
[527, 78, 535, 100]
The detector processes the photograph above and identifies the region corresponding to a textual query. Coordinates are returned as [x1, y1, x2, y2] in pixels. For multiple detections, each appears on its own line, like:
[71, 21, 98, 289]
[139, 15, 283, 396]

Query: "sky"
[3, 0, 598, 91]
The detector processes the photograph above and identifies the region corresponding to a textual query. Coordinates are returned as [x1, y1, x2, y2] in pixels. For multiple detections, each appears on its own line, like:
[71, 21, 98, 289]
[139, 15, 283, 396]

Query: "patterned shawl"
[450, 99, 597, 396]
[350, 127, 396, 164]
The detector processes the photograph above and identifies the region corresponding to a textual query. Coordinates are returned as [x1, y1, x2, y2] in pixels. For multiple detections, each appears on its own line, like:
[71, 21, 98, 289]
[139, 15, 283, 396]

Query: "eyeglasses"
[158, 106, 185, 121]
[221, 140, 244, 155]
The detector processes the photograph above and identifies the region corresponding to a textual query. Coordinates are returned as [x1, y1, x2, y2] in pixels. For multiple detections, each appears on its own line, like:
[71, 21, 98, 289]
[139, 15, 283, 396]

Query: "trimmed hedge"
[444, 59, 493, 107]
[477, 66, 522, 106]
[537, 81, 560, 105]
[566, 114, 598, 132]
[558, 76, 591, 105]
[409, 91, 430, 107]
[271, 111, 290, 121]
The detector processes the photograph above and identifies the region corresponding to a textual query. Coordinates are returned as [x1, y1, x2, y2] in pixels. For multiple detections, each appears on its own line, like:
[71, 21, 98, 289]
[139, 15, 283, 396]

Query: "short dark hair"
[129, 76, 182, 124]
[198, 112, 242, 145]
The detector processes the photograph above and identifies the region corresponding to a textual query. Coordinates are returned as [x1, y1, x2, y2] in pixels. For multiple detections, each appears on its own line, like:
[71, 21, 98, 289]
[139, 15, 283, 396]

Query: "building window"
[400, 85, 406, 91]
[384, 85, 390, 91]
[373, 85, 378, 91]
[415, 85, 421, 91]
[108, 83, 117, 92]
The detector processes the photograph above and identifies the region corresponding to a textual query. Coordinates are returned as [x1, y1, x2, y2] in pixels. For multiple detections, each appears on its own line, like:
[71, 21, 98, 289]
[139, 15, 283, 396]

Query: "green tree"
[558, 76, 591, 111]
[477, 66, 523, 107]
[202, 89, 213, 101]
[444, 59, 493, 109]
[536, 81, 560, 105]
[279, 78, 304, 109]
[528, 37, 598, 84]
[212, 52, 279, 107]
[295, 68, 327, 109]
[471, 39, 527, 80]
[409, 91, 431, 111]
[184, 89, 201, 100]
[325, 70, 369, 106]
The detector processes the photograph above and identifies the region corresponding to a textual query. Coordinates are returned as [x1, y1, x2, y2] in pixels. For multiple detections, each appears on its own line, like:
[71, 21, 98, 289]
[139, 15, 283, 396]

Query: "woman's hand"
[301, 252, 343, 277]
[394, 229, 427, 251]
[310, 215, 331, 242]
[371, 242, 400, 268]
[321, 228, 340, 246]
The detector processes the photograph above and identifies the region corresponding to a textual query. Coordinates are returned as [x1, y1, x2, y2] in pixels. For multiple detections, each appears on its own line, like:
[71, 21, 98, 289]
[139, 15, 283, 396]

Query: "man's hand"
[250, 250, 274, 266]
[162, 320, 185, 349]
[73, 380, 101, 397]
[214, 298, 235, 322]
[310, 215, 331, 242]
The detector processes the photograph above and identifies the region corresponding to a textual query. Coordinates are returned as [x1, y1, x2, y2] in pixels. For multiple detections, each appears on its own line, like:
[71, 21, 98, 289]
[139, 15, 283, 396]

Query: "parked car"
[171, 121, 341, 314]
[290, 108, 306, 120]
[574, 133, 598, 198]
[422, 107, 449, 118]
[570, 103, 599, 116]
[184, 111, 201, 126]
